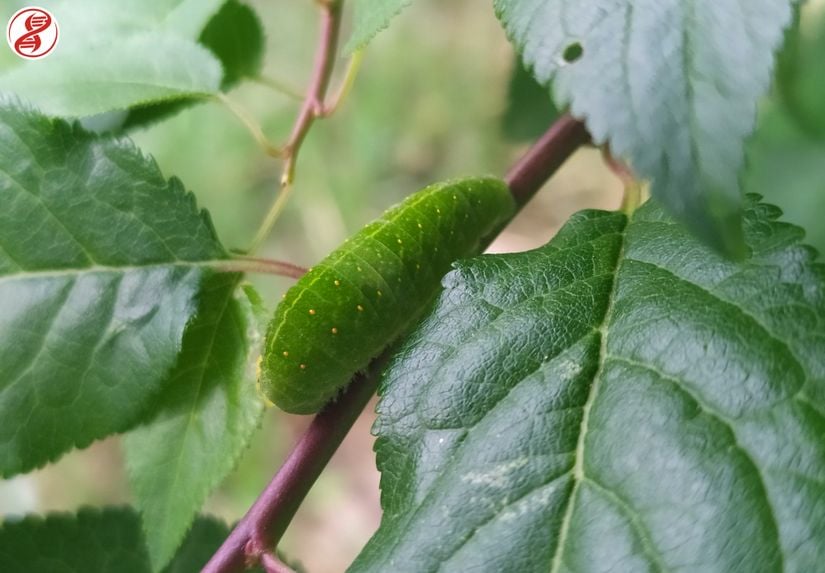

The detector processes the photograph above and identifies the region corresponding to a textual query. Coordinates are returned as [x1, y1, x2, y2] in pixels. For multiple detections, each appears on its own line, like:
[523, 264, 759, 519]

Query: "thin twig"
[259, 553, 295, 573]
[316, 49, 364, 117]
[601, 147, 642, 214]
[248, 181, 295, 254]
[203, 114, 589, 573]
[216, 257, 308, 279]
[215, 94, 284, 158]
[252, 75, 305, 101]
[248, 0, 345, 254]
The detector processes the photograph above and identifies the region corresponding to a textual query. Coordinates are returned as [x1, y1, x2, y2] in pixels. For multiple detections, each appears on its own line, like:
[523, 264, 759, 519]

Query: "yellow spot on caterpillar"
[377, 290, 383, 297]
[300, 364, 307, 370]
[281, 293, 287, 299]
[334, 280, 341, 286]
[331, 327, 338, 334]
[416, 263, 421, 270]
[308, 267, 313, 272]
[436, 208, 442, 214]
[357, 304, 364, 311]
[309, 309, 316, 315]
[283, 351, 289, 357]
[453, 194, 457, 200]
[417, 222, 423, 229]
[397, 238, 402, 244]
[255, 356, 262, 378]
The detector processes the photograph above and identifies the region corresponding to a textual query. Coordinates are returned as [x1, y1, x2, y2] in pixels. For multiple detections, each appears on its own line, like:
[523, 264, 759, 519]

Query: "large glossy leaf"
[345, 0, 413, 53]
[0, 507, 236, 573]
[0, 0, 227, 118]
[352, 197, 825, 572]
[124, 279, 265, 571]
[0, 103, 227, 477]
[494, 0, 798, 255]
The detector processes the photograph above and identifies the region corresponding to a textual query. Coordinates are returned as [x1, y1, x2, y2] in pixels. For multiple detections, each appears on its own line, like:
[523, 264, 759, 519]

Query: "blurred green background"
[0, 0, 823, 570]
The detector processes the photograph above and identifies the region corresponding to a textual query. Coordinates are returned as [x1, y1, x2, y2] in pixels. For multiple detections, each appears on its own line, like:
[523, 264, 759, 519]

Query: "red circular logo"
[6, 7, 59, 60]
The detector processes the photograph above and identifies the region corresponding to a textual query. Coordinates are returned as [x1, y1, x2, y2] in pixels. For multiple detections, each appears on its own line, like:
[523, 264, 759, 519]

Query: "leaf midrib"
[0, 260, 232, 283]
[548, 221, 638, 573]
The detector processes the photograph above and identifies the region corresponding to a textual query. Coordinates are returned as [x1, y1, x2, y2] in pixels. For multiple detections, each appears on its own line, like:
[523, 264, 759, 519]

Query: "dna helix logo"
[6, 6, 59, 60]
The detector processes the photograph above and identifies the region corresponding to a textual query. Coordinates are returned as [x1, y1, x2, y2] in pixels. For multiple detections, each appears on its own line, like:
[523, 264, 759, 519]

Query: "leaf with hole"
[494, 0, 799, 255]
[260, 177, 515, 414]
[350, 196, 825, 572]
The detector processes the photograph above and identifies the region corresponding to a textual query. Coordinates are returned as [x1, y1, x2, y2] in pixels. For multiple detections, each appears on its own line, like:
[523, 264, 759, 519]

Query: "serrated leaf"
[0, 103, 227, 477]
[200, 0, 265, 89]
[0, 507, 236, 573]
[502, 59, 561, 142]
[351, 197, 825, 572]
[0, 507, 150, 573]
[745, 100, 825, 253]
[161, 516, 247, 573]
[0, 0, 229, 119]
[494, 0, 798, 255]
[122, 0, 267, 130]
[0, 34, 221, 118]
[345, 0, 413, 53]
[124, 278, 265, 571]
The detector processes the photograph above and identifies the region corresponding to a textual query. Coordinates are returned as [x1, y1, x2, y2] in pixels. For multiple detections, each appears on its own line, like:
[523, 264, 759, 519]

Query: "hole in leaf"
[562, 42, 584, 64]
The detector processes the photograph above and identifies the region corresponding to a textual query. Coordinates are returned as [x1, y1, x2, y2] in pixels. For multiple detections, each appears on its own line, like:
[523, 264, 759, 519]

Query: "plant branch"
[248, 0, 345, 254]
[203, 113, 589, 573]
[216, 257, 308, 279]
[215, 94, 284, 158]
[600, 147, 642, 215]
[202, 369, 380, 573]
[505, 114, 591, 205]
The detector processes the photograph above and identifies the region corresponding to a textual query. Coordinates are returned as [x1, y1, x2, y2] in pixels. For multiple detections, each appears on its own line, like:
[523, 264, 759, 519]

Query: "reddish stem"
[203, 113, 588, 573]
[505, 114, 591, 204]
[202, 373, 377, 573]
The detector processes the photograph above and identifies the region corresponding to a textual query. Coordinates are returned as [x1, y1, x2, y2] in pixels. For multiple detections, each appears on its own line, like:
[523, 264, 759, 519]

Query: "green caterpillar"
[259, 176, 515, 414]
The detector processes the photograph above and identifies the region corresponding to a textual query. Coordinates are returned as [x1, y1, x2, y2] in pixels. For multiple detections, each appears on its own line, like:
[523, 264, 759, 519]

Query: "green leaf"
[351, 197, 825, 572]
[200, 0, 265, 89]
[0, 508, 150, 573]
[777, 0, 825, 137]
[161, 516, 240, 573]
[122, 0, 267, 130]
[745, 99, 825, 253]
[0, 0, 227, 118]
[0, 35, 220, 119]
[0, 103, 227, 477]
[502, 59, 561, 142]
[0, 508, 236, 573]
[345, 0, 413, 53]
[124, 278, 265, 571]
[494, 0, 798, 255]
